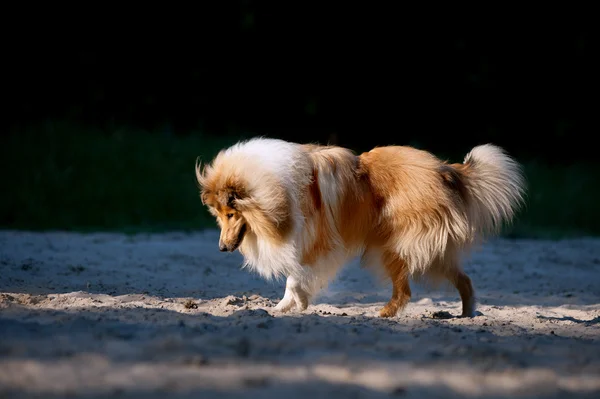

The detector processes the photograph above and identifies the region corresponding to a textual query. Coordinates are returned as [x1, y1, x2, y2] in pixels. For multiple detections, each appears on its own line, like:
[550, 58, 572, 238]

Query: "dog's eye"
[227, 213, 234, 219]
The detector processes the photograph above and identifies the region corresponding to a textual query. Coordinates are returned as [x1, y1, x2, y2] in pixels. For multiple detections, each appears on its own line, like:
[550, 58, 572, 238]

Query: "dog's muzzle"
[219, 225, 246, 252]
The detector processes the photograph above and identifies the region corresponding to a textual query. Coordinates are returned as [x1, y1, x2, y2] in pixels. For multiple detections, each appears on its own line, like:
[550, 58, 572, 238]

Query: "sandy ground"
[0, 230, 599, 398]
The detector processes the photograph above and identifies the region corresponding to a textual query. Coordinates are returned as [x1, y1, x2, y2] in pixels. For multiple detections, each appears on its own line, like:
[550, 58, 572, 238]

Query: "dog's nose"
[219, 243, 227, 252]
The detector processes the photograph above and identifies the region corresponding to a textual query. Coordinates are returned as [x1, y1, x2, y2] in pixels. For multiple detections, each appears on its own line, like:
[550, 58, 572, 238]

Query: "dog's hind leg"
[428, 251, 477, 318]
[432, 252, 476, 317]
[379, 253, 412, 318]
[446, 269, 476, 317]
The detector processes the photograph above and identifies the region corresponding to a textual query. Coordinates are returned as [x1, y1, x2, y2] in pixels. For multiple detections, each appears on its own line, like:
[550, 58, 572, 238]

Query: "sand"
[1, 229, 599, 398]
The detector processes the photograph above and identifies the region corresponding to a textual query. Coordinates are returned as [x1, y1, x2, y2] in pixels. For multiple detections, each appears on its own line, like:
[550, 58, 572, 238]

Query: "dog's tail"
[455, 144, 527, 238]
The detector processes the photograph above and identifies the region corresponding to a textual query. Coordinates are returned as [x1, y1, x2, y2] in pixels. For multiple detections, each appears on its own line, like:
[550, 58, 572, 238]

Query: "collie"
[195, 137, 526, 317]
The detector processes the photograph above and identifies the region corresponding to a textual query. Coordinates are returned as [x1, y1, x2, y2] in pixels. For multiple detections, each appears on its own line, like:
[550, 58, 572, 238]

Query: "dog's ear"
[200, 190, 210, 205]
[216, 188, 236, 208]
[218, 186, 247, 208]
[195, 157, 206, 188]
[227, 191, 237, 207]
[233, 196, 257, 212]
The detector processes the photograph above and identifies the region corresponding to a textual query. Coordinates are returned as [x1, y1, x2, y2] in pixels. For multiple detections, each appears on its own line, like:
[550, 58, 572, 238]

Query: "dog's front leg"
[273, 280, 296, 312]
[273, 275, 309, 313]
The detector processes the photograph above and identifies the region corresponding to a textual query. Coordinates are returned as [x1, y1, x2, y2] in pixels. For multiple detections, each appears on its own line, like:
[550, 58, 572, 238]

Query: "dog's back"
[358, 144, 525, 275]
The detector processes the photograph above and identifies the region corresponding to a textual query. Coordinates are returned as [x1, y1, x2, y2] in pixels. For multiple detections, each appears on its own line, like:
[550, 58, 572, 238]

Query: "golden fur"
[196, 137, 526, 317]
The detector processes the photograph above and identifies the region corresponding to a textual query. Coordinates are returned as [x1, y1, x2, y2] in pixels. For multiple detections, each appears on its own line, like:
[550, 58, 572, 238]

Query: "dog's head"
[196, 158, 250, 252]
[202, 188, 248, 252]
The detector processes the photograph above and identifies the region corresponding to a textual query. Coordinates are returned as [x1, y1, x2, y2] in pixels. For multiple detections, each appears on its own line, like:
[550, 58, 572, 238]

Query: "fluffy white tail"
[462, 144, 527, 236]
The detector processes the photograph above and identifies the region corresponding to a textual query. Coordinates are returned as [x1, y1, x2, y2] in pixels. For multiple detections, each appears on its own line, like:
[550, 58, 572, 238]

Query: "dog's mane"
[197, 138, 312, 243]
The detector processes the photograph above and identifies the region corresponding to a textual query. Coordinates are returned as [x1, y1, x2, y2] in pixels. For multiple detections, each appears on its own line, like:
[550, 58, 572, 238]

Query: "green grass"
[2, 120, 599, 238]
[504, 160, 600, 239]
[1, 120, 243, 233]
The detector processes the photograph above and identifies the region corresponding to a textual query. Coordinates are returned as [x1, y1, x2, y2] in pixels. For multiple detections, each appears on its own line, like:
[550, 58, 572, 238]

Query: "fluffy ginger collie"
[195, 137, 526, 318]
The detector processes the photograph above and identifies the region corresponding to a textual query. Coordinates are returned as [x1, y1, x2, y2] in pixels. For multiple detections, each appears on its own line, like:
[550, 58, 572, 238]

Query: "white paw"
[273, 297, 296, 313]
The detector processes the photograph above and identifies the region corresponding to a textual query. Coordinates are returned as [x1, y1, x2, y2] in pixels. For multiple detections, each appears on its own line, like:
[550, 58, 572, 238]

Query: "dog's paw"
[379, 305, 398, 318]
[460, 300, 477, 318]
[273, 297, 295, 313]
[460, 309, 479, 318]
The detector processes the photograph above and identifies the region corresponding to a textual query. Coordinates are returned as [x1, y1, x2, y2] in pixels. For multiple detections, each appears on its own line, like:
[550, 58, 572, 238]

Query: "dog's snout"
[219, 242, 227, 252]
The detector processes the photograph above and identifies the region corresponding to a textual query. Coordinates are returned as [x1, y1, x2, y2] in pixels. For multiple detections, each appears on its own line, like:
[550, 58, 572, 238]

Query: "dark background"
[2, 4, 598, 235]
[5, 6, 596, 161]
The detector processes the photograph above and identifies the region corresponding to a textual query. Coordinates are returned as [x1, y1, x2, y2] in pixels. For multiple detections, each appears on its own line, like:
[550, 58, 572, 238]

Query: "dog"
[195, 137, 526, 317]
